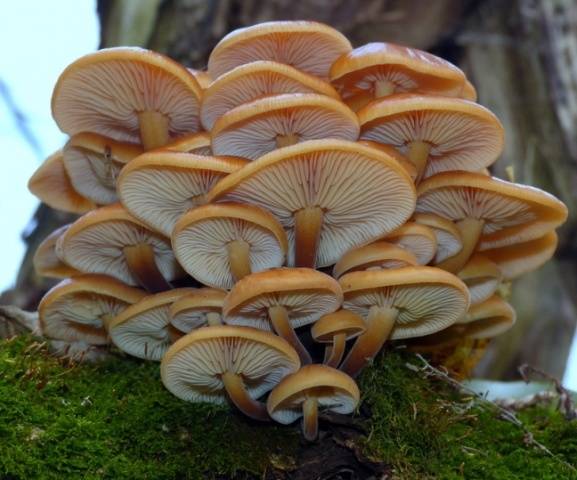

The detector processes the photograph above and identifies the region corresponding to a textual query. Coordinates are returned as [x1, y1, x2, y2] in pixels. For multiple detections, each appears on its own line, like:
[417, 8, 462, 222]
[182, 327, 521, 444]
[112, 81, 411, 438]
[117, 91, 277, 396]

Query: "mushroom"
[51, 47, 203, 150]
[329, 42, 467, 110]
[62, 133, 143, 205]
[267, 364, 359, 441]
[358, 94, 504, 181]
[169, 287, 227, 334]
[187, 68, 212, 89]
[161, 325, 300, 421]
[211, 93, 360, 161]
[458, 254, 502, 305]
[416, 171, 568, 273]
[33, 225, 80, 279]
[201, 61, 340, 130]
[28, 150, 96, 213]
[358, 140, 418, 182]
[117, 151, 247, 237]
[383, 222, 437, 265]
[333, 241, 418, 279]
[208, 139, 416, 268]
[162, 132, 212, 155]
[412, 212, 462, 264]
[338, 267, 470, 377]
[207, 21, 352, 79]
[223, 268, 343, 364]
[38, 274, 146, 345]
[311, 310, 366, 368]
[108, 288, 194, 361]
[56, 204, 180, 292]
[172, 203, 288, 289]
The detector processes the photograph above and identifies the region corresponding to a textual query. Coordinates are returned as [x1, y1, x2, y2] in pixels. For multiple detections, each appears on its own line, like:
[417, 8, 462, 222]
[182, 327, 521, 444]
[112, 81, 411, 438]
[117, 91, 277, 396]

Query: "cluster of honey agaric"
[29, 21, 567, 440]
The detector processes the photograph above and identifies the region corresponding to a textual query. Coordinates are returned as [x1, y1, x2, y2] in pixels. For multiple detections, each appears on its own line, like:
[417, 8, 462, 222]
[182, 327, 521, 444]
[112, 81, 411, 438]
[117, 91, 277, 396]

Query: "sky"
[1, 1, 577, 390]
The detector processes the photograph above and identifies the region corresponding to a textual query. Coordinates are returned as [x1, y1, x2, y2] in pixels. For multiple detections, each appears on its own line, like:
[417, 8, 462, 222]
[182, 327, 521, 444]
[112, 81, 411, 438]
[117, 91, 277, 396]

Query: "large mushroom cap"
[39, 274, 146, 345]
[207, 21, 352, 79]
[358, 94, 504, 179]
[211, 93, 360, 161]
[109, 288, 194, 361]
[161, 325, 300, 405]
[172, 203, 288, 289]
[223, 268, 342, 331]
[208, 139, 416, 268]
[383, 222, 437, 265]
[201, 61, 340, 131]
[63, 133, 143, 205]
[413, 212, 462, 263]
[170, 288, 227, 333]
[339, 266, 470, 339]
[330, 42, 467, 102]
[56, 204, 180, 286]
[33, 224, 80, 279]
[51, 47, 203, 148]
[416, 172, 568, 251]
[117, 151, 247, 236]
[28, 150, 96, 214]
[458, 254, 502, 305]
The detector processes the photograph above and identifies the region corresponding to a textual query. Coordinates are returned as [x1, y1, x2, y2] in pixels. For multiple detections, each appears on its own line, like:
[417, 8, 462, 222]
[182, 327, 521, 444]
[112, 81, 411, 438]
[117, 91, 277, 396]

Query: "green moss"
[1, 336, 576, 479]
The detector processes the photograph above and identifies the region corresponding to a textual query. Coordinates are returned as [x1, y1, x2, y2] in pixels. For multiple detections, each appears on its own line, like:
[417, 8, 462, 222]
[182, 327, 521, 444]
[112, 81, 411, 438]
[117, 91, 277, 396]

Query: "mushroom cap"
[330, 42, 466, 99]
[172, 203, 288, 290]
[161, 325, 300, 405]
[339, 266, 470, 339]
[187, 68, 212, 89]
[416, 172, 568, 250]
[63, 133, 143, 205]
[211, 93, 360, 160]
[33, 224, 80, 279]
[162, 132, 212, 155]
[169, 288, 227, 333]
[458, 254, 502, 305]
[459, 295, 516, 338]
[383, 222, 437, 265]
[333, 241, 418, 279]
[311, 309, 366, 342]
[52, 47, 203, 144]
[201, 61, 340, 131]
[109, 288, 194, 361]
[460, 80, 478, 101]
[358, 94, 505, 178]
[56, 204, 180, 285]
[39, 274, 146, 345]
[28, 150, 96, 213]
[413, 212, 462, 263]
[223, 268, 343, 331]
[208, 139, 416, 267]
[117, 152, 247, 236]
[267, 364, 359, 424]
[207, 21, 352, 79]
[482, 231, 558, 281]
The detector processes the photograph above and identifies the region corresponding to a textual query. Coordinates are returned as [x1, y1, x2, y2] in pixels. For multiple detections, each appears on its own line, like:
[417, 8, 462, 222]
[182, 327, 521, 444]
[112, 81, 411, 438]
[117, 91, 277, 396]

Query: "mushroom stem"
[375, 80, 395, 97]
[325, 333, 346, 368]
[276, 133, 299, 148]
[340, 306, 397, 378]
[123, 243, 171, 293]
[436, 218, 485, 273]
[269, 305, 312, 365]
[407, 140, 431, 181]
[302, 397, 319, 441]
[167, 324, 184, 343]
[227, 239, 251, 281]
[137, 110, 170, 150]
[222, 371, 270, 421]
[206, 312, 222, 326]
[294, 206, 324, 268]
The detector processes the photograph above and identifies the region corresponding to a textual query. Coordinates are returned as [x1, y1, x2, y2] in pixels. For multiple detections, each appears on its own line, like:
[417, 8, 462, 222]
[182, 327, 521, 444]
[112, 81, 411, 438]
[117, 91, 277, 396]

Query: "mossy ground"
[1, 336, 576, 479]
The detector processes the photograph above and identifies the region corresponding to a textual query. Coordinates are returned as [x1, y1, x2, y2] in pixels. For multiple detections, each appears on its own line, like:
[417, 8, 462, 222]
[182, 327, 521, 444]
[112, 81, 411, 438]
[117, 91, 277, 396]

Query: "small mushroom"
[412, 212, 462, 264]
[169, 287, 227, 334]
[311, 310, 366, 368]
[223, 268, 343, 364]
[172, 203, 288, 289]
[458, 254, 502, 305]
[161, 325, 300, 421]
[383, 222, 437, 265]
[33, 225, 79, 279]
[267, 364, 359, 441]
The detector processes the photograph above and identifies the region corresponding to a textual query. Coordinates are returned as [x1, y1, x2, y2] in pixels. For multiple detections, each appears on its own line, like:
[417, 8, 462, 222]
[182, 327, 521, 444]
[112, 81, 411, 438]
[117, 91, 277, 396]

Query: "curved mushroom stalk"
[123, 243, 172, 293]
[269, 305, 312, 365]
[227, 239, 251, 281]
[294, 206, 324, 268]
[325, 333, 346, 368]
[340, 306, 397, 378]
[408, 140, 431, 182]
[437, 218, 484, 273]
[222, 371, 270, 421]
[302, 397, 319, 441]
[137, 111, 170, 150]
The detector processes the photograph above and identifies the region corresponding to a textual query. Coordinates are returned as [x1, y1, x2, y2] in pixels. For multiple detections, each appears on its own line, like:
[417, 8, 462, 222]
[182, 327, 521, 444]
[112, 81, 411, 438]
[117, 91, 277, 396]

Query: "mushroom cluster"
[29, 21, 568, 440]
